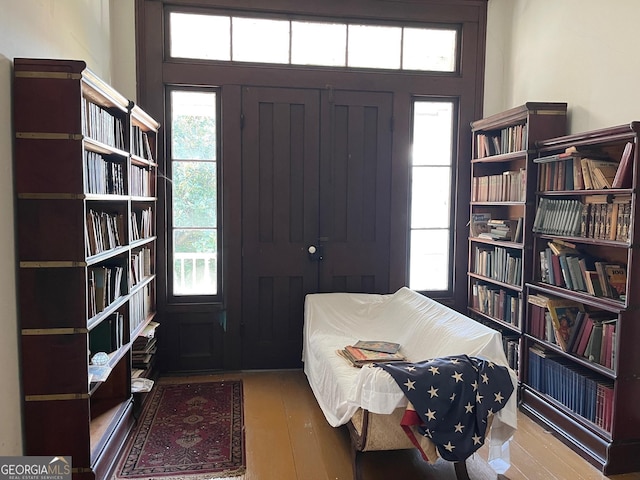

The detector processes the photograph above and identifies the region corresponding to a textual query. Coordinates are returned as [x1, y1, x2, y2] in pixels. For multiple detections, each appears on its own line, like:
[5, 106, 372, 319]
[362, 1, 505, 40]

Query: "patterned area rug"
[114, 380, 245, 480]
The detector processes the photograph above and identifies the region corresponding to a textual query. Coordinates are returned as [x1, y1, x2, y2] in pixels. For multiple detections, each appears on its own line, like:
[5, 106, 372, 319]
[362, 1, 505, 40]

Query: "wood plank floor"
[159, 370, 640, 480]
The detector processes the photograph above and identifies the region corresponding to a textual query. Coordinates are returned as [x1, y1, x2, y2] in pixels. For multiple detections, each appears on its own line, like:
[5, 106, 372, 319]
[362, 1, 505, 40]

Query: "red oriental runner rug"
[114, 380, 245, 480]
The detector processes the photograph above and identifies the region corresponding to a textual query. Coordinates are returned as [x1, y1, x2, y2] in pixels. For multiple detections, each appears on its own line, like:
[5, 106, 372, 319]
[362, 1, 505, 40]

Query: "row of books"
[528, 347, 614, 432]
[89, 312, 125, 355]
[131, 164, 152, 197]
[130, 207, 153, 241]
[81, 98, 126, 150]
[473, 245, 522, 286]
[471, 281, 523, 328]
[131, 247, 153, 287]
[475, 124, 528, 158]
[536, 142, 634, 191]
[84, 151, 126, 195]
[532, 198, 582, 237]
[539, 240, 627, 301]
[130, 284, 153, 334]
[131, 126, 155, 161]
[337, 340, 404, 367]
[471, 169, 526, 202]
[528, 294, 617, 368]
[532, 194, 632, 242]
[88, 265, 124, 317]
[503, 336, 520, 373]
[86, 209, 125, 257]
[581, 195, 631, 242]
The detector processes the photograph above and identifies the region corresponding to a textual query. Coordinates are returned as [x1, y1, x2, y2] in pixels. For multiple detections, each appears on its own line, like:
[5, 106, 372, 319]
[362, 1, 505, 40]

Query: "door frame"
[135, 0, 486, 371]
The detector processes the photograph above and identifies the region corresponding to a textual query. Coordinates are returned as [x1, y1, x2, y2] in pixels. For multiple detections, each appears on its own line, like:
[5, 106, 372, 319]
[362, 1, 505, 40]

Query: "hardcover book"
[352, 340, 401, 354]
[546, 299, 584, 352]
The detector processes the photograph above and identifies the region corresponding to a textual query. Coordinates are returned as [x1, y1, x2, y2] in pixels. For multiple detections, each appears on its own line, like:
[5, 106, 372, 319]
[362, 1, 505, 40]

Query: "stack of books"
[337, 340, 405, 367]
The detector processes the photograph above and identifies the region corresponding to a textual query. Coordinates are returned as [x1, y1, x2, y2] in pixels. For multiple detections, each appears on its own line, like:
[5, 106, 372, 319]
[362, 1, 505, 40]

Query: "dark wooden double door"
[241, 86, 394, 368]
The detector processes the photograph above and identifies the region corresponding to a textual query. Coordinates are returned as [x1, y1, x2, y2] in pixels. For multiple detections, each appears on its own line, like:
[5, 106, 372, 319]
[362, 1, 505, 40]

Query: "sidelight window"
[169, 89, 220, 296]
[409, 100, 455, 291]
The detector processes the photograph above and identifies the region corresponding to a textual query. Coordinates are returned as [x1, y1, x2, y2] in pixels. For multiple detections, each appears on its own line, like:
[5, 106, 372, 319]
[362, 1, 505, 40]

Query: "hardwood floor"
[159, 370, 640, 480]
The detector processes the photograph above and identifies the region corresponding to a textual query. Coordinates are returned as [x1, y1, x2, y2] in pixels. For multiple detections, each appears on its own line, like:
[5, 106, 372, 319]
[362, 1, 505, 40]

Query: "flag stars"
[425, 409, 437, 421]
[404, 379, 416, 391]
[450, 358, 460, 364]
[471, 380, 479, 391]
[454, 422, 464, 433]
[481, 373, 490, 384]
[494, 391, 504, 403]
[443, 441, 456, 452]
[449, 392, 457, 402]
[472, 434, 483, 445]
[406, 365, 416, 372]
[452, 371, 464, 383]
[464, 402, 474, 413]
[428, 366, 440, 375]
[488, 361, 495, 369]
[427, 385, 439, 398]
[476, 393, 483, 403]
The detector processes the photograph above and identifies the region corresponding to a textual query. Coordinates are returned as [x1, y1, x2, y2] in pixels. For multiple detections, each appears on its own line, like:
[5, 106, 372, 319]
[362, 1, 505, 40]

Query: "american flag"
[376, 354, 514, 462]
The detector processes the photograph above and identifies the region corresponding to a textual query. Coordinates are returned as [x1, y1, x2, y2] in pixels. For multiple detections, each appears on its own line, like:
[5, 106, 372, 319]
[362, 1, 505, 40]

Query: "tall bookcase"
[522, 123, 640, 474]
[13, 59, 159, 480]
[468, 102, 567, 380]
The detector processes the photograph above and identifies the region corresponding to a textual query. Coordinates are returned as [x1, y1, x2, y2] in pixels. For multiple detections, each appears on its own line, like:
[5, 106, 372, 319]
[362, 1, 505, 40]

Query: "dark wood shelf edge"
[522, 334, 616, 379]
[468, 307, 522, 334]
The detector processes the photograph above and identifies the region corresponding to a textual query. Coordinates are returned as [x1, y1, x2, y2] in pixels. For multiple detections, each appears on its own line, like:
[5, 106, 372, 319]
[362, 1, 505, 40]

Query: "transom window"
[169, 12, 458, 72]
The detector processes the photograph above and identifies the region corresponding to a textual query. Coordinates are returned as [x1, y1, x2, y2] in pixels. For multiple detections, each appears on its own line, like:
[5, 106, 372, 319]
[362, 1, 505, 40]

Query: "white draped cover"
[302, 287, 517, 472]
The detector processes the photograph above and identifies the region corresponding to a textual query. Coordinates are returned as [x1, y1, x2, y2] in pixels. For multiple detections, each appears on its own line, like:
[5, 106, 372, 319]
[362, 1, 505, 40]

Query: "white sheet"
[302, 287, 518, 471]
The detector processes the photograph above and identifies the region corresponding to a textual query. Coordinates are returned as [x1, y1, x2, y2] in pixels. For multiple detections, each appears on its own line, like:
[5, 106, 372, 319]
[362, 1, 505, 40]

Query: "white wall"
[486, 0, 640, 133]
[0, 0, 135, 455]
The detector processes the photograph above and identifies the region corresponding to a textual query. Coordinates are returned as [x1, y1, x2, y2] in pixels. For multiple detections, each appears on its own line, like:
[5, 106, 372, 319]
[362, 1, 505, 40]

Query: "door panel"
[241, 87, 320, 368]
[241, 87, 394, 368]
[319, 90, 393, 294]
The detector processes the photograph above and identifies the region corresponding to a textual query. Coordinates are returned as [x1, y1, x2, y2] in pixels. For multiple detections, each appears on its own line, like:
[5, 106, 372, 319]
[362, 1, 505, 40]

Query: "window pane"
[409, 230, 449, 291]
[292, 21, 346, 66]
[173, 229, 217, 295]
[173, 161, 217, 227]
[233, 17, 289, 64]
[411, 166, 451, 228]
[170, 13, 230, 61]
[403, 28, 457, 72]
[413, 101, 453, 166]
[348, 25, 401, 69]
[171, 91, 217, 160]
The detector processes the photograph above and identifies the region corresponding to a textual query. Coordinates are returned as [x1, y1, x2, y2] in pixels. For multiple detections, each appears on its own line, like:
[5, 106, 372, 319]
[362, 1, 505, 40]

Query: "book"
[546, 298, 584, 351]
[470, 213, 491, 237]
[339, 345, 406, 367]
[611, 142, 634, 188]
[352, 340, 401, 354]
[603, 264, 627, 301]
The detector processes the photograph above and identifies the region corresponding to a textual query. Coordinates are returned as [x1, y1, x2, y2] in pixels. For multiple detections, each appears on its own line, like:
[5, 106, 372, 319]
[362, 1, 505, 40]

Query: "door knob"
[307, 244, 323, 261]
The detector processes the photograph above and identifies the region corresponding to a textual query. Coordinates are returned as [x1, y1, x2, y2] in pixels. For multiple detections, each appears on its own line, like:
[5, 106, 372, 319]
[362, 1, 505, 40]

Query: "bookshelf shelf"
[522, 122, 640, 474]
[468, 102, 568, 381]
[14, 58, 160, 480]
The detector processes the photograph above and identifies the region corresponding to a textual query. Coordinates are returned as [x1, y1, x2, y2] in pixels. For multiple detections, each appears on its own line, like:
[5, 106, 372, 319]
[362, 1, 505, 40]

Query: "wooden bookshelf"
[522, 123, 640, 475]
[13, 58, 160, 480]
[468, 102, 568, 380]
